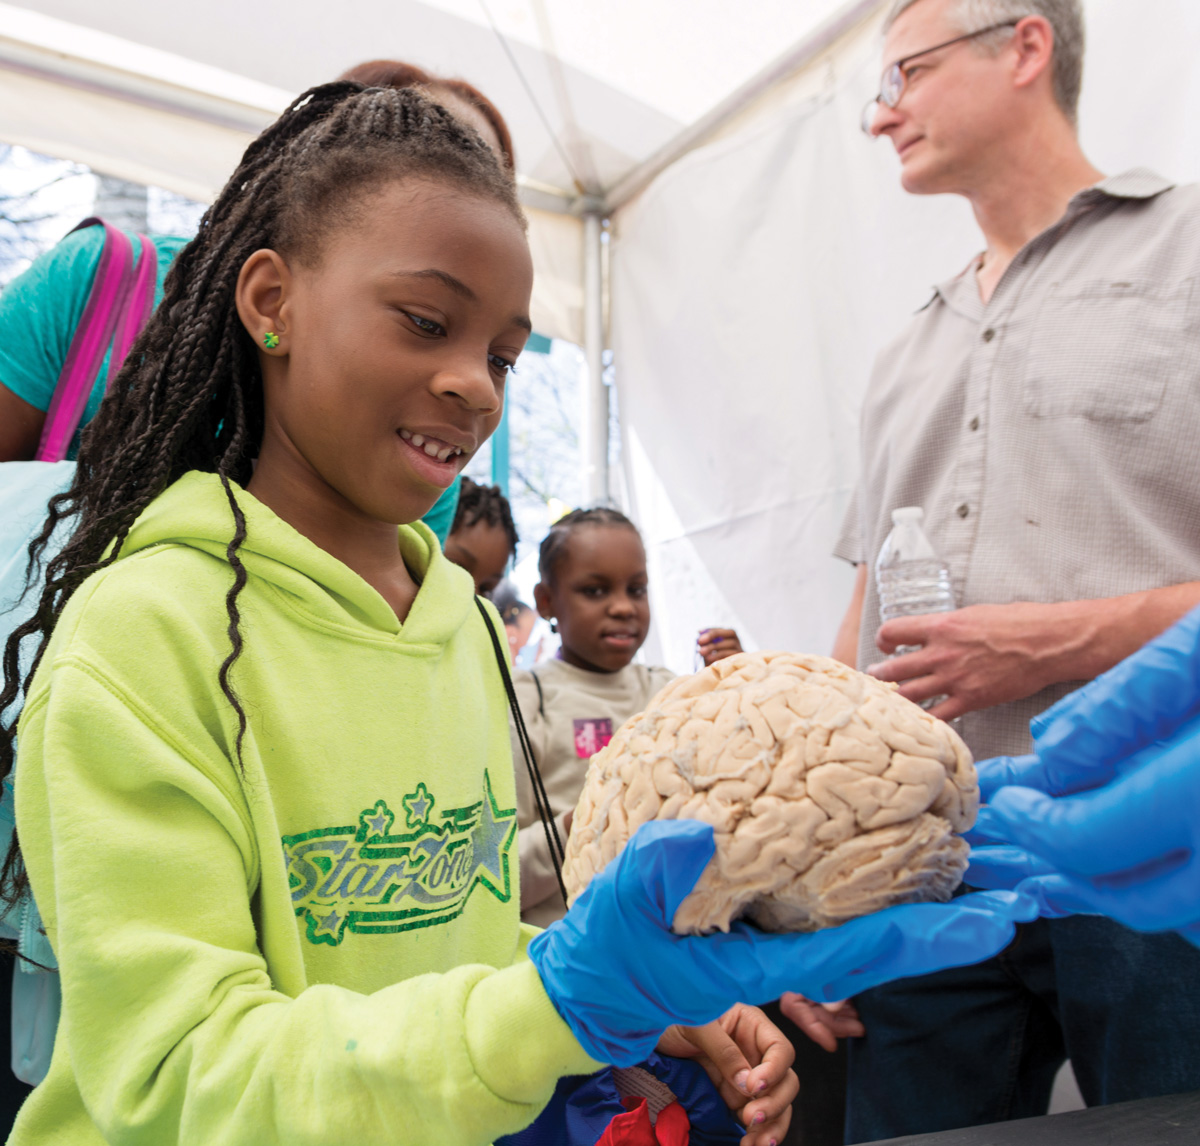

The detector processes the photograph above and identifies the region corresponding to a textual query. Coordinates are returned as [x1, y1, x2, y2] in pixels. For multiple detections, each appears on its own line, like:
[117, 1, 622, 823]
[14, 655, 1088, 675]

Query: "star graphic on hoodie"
[360, 800, 394, 839]
[403, 783, 434, 828]
[468, 772, 517, 891]
[312, 908, 344, 937]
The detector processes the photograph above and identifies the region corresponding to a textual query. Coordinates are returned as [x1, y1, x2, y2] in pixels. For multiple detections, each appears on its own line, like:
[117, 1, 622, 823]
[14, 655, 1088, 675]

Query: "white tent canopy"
[3, 0, 1199, 671]
[0, 0, 870, 354]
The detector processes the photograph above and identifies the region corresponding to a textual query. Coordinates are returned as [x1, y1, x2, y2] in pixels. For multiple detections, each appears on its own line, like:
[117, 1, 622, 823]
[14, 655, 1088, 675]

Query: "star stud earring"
[263, 331, 280, 349]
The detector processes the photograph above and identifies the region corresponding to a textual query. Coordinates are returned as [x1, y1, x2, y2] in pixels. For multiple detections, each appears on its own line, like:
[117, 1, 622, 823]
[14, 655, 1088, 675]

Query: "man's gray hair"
[883, 0, 1085, 125]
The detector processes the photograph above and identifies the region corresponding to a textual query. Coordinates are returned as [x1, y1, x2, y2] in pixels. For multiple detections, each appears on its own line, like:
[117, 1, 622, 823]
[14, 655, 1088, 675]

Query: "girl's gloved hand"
[528, 820, 1037, 1066]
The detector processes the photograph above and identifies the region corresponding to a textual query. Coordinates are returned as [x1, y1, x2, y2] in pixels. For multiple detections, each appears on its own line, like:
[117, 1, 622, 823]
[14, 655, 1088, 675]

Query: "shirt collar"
[929, 254, 986, 321]
[1068, 168, 1175, 212]
[926, 169, 1176, 316]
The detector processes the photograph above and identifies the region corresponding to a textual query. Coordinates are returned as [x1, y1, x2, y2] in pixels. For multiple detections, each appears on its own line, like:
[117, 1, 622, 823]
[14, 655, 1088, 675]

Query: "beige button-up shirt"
[836, 170, 1200, 760]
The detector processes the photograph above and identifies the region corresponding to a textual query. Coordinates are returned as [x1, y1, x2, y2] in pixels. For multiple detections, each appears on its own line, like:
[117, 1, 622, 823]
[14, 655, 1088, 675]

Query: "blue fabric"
[528, 819, 1038, 1067]
[497, 1054, 743, 1146]
[844, 916, 1200, 1142]
[0, 461, 74, 1084]
[422, 479, 461, 547]
[0, 228, 186, 459]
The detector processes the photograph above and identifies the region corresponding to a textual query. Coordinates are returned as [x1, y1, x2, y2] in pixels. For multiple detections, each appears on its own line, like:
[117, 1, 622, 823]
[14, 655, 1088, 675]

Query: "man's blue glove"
[968, 715, 1200, 944]
[529, 819, 1038, 1066]
[966, 605, 1200, 944]
[974, 603, 1200, 803]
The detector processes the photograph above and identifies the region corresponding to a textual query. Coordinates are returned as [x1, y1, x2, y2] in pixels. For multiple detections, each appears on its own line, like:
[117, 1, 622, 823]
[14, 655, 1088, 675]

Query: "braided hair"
[451, 477, 519, 558]
[0, 82, 522, 909]
[537, 507, 640, 585]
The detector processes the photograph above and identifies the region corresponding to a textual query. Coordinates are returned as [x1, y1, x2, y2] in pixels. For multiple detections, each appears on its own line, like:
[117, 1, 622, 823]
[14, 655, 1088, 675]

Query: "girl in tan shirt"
[512, 507, 740, 927]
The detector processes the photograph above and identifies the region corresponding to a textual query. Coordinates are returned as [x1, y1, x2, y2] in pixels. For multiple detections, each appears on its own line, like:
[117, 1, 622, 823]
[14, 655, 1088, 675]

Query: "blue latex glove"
[969, 717, 1200, 944]
[966, 606, 1200, 943]
[529, 820, 1038, 1066]
[975, 603, 1200, 803]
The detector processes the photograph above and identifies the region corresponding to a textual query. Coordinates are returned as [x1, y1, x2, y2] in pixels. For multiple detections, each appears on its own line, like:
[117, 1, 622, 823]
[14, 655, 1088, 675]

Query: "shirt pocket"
[1021, 278, 1193, 422]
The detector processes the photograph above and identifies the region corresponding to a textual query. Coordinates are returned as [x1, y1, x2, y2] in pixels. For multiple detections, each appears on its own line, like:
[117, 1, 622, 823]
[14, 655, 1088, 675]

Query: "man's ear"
[533, 581, 553, 621]
[1009, 14, 1055, 93]
[236, 249, 293, 355]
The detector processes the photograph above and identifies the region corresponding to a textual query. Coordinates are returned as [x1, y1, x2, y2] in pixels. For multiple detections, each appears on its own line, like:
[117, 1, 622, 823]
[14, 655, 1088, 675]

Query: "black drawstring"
[475, 597, 568, 906]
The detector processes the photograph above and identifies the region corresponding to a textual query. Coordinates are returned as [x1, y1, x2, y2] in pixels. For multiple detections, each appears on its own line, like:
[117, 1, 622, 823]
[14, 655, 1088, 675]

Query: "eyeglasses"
[861, 19, 1021, 135]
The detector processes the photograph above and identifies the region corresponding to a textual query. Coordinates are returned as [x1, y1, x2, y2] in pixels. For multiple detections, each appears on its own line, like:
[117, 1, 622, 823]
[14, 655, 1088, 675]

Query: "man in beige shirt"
[831, 0, 1200, 1140]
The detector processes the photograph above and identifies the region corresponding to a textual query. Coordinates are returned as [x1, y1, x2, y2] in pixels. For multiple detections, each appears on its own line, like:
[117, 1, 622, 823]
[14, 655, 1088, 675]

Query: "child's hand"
[698, 628, 743, 666]
[657, 1003, 797, 1146]
[778, 992, 865, 1052]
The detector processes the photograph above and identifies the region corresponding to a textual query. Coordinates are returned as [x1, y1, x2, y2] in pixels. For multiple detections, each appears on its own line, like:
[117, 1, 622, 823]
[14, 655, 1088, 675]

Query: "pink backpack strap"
[35, 219, 137, 463]
[109, 232, 157, 381]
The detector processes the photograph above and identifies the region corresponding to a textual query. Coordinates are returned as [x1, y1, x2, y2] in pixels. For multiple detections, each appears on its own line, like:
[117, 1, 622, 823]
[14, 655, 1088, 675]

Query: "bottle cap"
[891, 506, 925, 525]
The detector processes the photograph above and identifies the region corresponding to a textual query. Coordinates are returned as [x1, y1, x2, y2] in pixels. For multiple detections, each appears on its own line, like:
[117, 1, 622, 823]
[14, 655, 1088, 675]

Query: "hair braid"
[451, 477, 519, 558]
[538, 507, 641, 584]
[0, 80, 523, 912]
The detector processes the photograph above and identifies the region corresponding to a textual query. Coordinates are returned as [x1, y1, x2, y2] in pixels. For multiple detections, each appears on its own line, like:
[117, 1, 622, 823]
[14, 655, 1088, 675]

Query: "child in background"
[492, 582, 537, 663]
[514, 507, 743, 928]
[0, 83, 812, 1145]
[443, 476, 518, 597]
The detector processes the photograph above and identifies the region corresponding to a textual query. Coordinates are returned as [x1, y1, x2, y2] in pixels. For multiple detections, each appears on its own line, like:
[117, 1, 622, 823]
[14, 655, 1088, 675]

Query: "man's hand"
[869, 587, 1200, 723]
[777, 993, 864, 1053]
[698, 628, 743, 667]
[869, 601, 1087, 721]
[658, 1003, 798, 1146]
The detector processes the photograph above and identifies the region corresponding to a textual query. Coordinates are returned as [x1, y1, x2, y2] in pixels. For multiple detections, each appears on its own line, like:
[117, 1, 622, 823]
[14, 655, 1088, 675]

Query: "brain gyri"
[562, 651, 979, 934]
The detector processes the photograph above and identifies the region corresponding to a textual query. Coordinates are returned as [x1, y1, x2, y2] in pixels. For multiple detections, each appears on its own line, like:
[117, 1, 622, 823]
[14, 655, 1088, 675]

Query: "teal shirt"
[0, 227, 187, 455]
[0, 226, 460, 541]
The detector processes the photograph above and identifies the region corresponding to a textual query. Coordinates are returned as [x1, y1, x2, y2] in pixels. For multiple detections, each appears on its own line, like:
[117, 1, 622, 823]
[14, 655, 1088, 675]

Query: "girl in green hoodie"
[0, 81, 1037, 1146]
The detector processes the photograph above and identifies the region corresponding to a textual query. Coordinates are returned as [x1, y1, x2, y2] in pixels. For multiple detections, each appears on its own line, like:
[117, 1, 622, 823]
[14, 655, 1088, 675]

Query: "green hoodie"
[12, 471, 599, 1145]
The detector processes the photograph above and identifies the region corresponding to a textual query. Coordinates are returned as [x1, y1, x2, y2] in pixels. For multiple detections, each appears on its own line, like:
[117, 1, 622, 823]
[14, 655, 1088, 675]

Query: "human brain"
[562, 651, 978, 934]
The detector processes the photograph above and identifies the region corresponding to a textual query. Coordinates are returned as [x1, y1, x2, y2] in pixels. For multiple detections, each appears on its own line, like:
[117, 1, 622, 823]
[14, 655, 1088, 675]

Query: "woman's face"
[246, 177, 532, 529]
[536, 525, 651, 674]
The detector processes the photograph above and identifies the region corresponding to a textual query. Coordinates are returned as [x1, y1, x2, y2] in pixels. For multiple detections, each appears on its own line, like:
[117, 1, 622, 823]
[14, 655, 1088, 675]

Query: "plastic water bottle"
[875, 507, 955, 658]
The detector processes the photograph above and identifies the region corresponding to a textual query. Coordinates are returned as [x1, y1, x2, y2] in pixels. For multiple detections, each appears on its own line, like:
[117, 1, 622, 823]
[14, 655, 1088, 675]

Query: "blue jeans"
[844, 916, 1200, 1143]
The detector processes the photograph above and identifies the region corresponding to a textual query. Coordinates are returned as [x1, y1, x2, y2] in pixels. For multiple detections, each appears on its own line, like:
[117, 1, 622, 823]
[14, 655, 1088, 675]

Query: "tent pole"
[581, 209, 608, 504]
[603, 0, 884, 213]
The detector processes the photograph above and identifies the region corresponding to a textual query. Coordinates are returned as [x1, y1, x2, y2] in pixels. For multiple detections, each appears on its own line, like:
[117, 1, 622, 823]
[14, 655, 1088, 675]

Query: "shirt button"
[969, 416, 980, 431]
[982, 328, 996, 342]
[957, 503, 970, 518]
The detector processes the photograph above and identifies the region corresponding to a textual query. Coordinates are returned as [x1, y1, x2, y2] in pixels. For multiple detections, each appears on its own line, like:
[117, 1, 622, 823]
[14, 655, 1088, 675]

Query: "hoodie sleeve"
[16, 657, 601, 1146]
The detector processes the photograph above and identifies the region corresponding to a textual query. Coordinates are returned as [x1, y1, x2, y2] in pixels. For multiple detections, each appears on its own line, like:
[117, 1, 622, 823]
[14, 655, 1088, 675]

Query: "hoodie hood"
[119, 472, 476, 645]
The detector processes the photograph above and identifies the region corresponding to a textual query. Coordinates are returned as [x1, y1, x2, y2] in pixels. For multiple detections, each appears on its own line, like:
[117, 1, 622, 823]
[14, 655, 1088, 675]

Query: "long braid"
[538, 507, 641, 584]
[0, 80, 522, 911]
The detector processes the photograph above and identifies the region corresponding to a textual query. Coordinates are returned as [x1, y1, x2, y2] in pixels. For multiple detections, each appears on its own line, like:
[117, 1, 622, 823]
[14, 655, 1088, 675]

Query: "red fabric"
[653, 1102, 690, 1146]
[594, 1098, 690, 1146]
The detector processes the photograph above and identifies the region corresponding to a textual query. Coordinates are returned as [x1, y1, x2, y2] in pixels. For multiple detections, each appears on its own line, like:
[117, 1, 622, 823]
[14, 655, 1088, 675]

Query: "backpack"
[495, 1052, 744, 1146]
[0, 218, 157, 1085]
